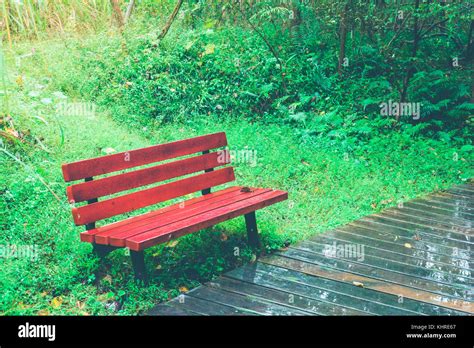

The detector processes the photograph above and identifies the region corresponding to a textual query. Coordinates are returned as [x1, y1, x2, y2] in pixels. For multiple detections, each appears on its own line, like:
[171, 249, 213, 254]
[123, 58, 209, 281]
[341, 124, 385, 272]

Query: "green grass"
[0, 34, 471, 315]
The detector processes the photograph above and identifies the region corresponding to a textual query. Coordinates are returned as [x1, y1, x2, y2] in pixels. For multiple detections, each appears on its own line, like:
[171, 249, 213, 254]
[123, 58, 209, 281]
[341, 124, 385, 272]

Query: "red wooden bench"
[62, 132, 288, 281]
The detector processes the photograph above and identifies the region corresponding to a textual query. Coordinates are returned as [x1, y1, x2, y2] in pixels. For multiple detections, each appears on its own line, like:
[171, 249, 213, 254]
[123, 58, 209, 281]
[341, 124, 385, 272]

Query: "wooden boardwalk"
[148, 184, 473, 315]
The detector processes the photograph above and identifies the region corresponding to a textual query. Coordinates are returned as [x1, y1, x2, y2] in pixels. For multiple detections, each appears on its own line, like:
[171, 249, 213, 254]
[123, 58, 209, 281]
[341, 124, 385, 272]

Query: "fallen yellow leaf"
[404, 243, 412, 249]
[51, 296, 63, 309]
[179, 286, 188, 293]
[16, 75, 24, 87]
[353, 281, 364, 288]
[203, 43, 215, 55]
[167, 240, 179, 248]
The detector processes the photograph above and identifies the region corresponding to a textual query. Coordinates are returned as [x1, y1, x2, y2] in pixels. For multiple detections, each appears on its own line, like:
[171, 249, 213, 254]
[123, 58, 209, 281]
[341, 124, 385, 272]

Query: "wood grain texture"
[126, 189, 288, 250]
[72, 167, 235, 225]
[62, 132, 227, 182]
[67, 150, 230, 203]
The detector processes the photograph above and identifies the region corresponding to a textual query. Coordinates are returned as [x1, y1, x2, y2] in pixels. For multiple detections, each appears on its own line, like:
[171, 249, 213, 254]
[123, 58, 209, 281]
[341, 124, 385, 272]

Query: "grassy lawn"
[1, 32, 471, 315]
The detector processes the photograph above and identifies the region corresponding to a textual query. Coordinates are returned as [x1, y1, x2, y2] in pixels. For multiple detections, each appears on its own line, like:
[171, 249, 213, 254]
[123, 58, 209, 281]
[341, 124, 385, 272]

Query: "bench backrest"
[62, 132, 234, 226]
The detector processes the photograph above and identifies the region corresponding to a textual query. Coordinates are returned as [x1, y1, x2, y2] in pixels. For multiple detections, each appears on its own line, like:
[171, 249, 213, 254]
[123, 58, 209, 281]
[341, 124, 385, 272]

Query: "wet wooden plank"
[147, 303, 199, 316]
[222, 267, 378, 315]
[420, 198, 474, 214]
[332, 225, 474, 272]
[428, 193, 474, 209]
[377, 210, 473, 239]
[188, 286, 309, 315]
[205, 277, 322, 315]
[262, 255, 473, 314]
[449, 185, 474, 195]
[310, 230, 473, 276]
[342, 222, 470, 262]
[361, 216, 473, 248]
[405, 201, 474, 220]
[352, 219, 473, 258]
[443, 187, 474, 199]
[226, 263, 420, 315]
[165, 294, 254, 315]
[247, 260, 469, 316]
[277, 247, 472, 301]
[293, 239, 472, 288]
[390, 205, 473, 229]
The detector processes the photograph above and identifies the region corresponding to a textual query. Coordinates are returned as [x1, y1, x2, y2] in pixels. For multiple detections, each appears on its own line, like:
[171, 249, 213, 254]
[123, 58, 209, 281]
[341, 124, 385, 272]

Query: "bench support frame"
[93, 244, 117, 258]
[130, 250, 147, 282]
[85, 176, 148, 282]
[245, 211, 260, 249]
[201, 150, 213, 195]
[92, 244, 148, 282]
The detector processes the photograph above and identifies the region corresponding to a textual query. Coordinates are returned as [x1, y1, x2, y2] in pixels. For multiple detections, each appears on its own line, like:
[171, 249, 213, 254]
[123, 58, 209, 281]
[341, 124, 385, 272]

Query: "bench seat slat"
[67, 150, 230, 203]
[72, 167, 235, 225]
[97, 188, 272, 246]
[80, 186, 243, 242]
[62, 132, 227, 182]
[125, 189, 288, 251]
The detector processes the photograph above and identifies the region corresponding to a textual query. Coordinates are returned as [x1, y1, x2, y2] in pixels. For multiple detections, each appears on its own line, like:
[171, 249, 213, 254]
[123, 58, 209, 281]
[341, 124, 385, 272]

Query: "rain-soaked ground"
[148, 183, 473, 315]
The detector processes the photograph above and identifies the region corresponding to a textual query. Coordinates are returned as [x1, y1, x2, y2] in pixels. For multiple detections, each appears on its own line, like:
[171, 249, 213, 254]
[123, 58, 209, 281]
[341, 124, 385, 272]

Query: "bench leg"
[245, 211, 261, 249]
[93, 244, 116, 258]
[131, 250, 147, 282]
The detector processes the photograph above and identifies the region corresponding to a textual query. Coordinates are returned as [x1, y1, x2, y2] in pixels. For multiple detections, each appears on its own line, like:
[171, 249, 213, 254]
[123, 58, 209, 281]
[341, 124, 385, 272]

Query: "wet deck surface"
[148, 184, 473, 316]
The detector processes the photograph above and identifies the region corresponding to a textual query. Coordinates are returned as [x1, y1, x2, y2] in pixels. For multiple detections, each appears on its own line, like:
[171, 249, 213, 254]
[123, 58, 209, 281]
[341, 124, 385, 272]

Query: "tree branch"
[158, 0, 184, 40]
[124, 0, 135, 24]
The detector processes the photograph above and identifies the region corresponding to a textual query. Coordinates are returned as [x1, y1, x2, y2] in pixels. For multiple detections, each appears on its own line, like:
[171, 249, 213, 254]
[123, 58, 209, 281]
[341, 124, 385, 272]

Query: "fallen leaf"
[76, 301, 85, 309]
[102, 275, 112, 284]
[167, 240, 179, 248]
[50, 296, 63, 309]
[155, 264, 162, 270]
[203, 43, 215, 55]
[249, 254, 257, 263]
[353, 281, 364, 288]
[5, 128, 20, 139]
[37, 309, 50, 316]
[301, 160, 310, 166]
[179, 286, 189, 293]
[102, 147, 116, 155]
[404, 243, 412, 249]
[16, 75, 24, 87]
[220, 233, 228, 241]
[371, 203, 377, 209]
[97, 292, 115, 302]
